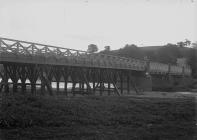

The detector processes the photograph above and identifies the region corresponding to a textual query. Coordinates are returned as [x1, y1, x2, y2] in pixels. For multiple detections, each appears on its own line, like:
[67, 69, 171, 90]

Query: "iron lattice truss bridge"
[0, 37, 192, 95]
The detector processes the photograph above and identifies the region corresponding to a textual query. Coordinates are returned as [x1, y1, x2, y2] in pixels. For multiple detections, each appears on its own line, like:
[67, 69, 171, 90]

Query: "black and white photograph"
[0, 0, 196, 139]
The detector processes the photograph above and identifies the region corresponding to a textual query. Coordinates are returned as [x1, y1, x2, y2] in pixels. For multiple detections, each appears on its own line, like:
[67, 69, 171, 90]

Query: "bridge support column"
[83, 69, 92, 94]
[4, 80, 9, 93]
[38, 66, 53, 95]
[120, 71, 124, 95]
[70, 69, 76, 96]
[41, 81, 45, 94]
[56, 81, 60, 93]
[79, 82, 82, 93]
[0, 71, 3, 93]
[31, 82, 36, 94]
[82, 82, 84, 93]
[127, 73, 130, 94]
[53, 67, 61, 94]
[72, 82, 76, 96]
[104, 69, 120, 96]
[19, 65, 27, 94]
[93, 81, 95, 94]
[64, 81, 68, 96]
[62, 67, 69, 96]
[99, 69, 103, 96]
[92, 69, 96, 94]
[1, 64, 9, 93]
[112, 71, 121, 95]
[26, 65, 38, 95]
[92, 69, 99, 94]
[108, 81, 111, 96]
[107, 69, 112, 95]
[21, 80, 26, 94]
[6, 64, 19, 93]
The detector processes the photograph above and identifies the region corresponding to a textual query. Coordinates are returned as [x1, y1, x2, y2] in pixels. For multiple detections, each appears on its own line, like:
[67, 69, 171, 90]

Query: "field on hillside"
[0, 93, 196, 140]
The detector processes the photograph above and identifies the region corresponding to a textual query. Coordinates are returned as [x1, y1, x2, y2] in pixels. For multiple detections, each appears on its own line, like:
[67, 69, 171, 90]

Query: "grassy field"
[0, 93, 196, 140]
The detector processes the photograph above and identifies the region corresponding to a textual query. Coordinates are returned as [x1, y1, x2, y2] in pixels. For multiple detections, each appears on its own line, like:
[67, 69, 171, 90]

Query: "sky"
[0, 0, 196, 51]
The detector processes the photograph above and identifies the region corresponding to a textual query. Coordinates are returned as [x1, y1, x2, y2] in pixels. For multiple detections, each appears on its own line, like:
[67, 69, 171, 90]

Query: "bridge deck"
[0, 37, 191, 76]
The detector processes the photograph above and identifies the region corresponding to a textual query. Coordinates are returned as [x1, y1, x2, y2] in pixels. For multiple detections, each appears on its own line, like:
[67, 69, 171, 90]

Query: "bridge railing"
[0, 37, 89, 57]
[183, 66, 192, 76]
[150, 62, 169, 74]
[83, 53, 147, 70]
[149, 61, 191, 76]
[169, 65, 183, 75]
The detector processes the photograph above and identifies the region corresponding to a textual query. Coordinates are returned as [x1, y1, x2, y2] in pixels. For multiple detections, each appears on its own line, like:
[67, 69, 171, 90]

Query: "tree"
[185, 39, 191, 46]
[177, 39, 191, 47]
[156, 44, 180, 64]
[104, 46, 110, 51]
[87, 44, 98, 53]
[115, 44, 144, 59]
[177, 42, 185, 47]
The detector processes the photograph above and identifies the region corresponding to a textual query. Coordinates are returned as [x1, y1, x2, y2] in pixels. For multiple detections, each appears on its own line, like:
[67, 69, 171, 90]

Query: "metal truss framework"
[0, 62, 143, 95]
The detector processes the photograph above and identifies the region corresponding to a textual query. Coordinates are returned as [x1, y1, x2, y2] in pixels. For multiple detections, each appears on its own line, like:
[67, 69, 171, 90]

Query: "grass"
[0, 94, 196, 140]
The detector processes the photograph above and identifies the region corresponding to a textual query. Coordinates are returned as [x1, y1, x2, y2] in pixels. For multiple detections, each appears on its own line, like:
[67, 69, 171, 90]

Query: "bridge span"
[0, 37, 192, 95]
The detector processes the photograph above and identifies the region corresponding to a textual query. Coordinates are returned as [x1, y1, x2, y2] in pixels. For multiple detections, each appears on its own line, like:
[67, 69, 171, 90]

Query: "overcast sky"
[0, 0, 196, 51]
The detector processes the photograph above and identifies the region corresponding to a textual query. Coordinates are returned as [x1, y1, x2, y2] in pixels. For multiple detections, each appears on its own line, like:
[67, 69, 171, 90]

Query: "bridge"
[0, 37, 192, 95]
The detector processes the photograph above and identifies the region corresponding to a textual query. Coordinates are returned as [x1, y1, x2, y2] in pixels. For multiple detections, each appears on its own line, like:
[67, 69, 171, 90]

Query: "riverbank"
[0, 93, 196, 140]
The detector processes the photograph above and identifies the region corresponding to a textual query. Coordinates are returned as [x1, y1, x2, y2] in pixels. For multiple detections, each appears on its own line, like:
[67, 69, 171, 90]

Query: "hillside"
[140, 46, 163, 51]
